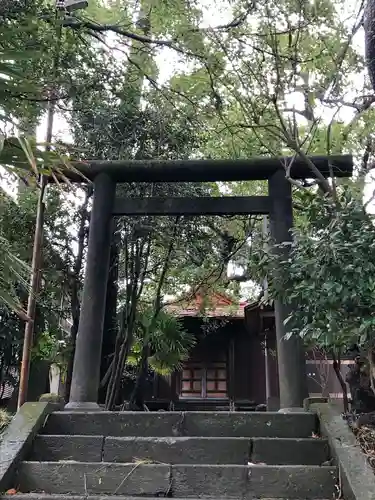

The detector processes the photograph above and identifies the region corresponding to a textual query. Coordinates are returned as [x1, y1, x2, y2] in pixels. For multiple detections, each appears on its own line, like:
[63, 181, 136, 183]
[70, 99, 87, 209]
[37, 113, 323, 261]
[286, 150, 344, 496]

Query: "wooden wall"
[152, 316, 353, 406]
[154, 317, 275, 406]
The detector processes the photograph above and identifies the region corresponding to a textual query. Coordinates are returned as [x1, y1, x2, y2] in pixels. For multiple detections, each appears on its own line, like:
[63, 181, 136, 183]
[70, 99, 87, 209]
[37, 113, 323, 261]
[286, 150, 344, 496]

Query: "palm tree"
[0, 46, 39, 317]
[0, 38, 67, 318]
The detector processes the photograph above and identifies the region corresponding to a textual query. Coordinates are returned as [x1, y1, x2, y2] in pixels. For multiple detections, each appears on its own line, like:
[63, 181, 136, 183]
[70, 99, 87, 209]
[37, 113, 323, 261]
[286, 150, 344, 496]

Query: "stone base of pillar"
[267, 396, 280, 411]
[64, 401, 103, 411]
[303, 396, 329, 411]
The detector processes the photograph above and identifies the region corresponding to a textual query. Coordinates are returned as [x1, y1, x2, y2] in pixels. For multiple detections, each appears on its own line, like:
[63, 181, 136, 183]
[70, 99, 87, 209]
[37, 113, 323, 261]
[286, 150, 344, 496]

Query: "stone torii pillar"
[268, 169, 308, 409]
[66, 173, 115, 410]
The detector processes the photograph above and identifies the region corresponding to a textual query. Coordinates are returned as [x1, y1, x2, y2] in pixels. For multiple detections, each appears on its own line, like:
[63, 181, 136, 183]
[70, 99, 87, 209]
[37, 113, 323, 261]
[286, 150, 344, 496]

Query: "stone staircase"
[9, 411, 337, 499]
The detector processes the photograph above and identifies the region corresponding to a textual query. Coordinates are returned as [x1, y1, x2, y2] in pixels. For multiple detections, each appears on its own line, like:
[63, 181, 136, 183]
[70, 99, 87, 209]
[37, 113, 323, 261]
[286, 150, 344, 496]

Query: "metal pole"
[17, 178, 47, 408]
[17, 108, 54, 408]
[17, 17, 61, 409]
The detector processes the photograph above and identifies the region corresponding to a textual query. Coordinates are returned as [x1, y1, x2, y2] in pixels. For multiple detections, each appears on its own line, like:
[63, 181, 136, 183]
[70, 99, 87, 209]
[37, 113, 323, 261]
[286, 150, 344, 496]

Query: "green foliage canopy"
[249, 189, 375, 359]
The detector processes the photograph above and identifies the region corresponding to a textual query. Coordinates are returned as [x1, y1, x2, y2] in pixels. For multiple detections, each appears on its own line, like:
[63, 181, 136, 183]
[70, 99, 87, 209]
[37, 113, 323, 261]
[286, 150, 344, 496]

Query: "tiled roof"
[166, 291, 248, 318]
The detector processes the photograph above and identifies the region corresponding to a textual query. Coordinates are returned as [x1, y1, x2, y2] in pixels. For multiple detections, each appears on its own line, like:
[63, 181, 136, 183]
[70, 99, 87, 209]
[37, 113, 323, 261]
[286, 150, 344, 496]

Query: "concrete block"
[38, 394, 65, 409]
[172, 464, 249, 498]
[0, 496, 249, 500]
[183, 412, 318, 438]
[17, 462, 171, 496]
[103, 436, 250, 464]
[17, 462, 336, 498]
[44, 411, 317, 439]
[0, 496, 335, 500]
[303, 397, 328, 411]
[311, 402, 375, 500]
[251, 437, 330, 465]
[171, 464, 336, 499]
[43, 411, 183, 436]
[247, 465, 337, 498]
[0, 402, 52, 491]
[29, 435, 104, 462]
[267, 396, 280, 411]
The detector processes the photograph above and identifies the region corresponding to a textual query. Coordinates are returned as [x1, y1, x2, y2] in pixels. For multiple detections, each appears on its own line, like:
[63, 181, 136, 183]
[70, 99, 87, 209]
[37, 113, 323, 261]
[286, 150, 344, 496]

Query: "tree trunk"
[99, 225, 119, 404]
[331, 350, 349, 413]
[64, 312, 79, 402]
[130, 344, 150, 410]
[64, 188, 91, 402]
[365, 0, 375, 91]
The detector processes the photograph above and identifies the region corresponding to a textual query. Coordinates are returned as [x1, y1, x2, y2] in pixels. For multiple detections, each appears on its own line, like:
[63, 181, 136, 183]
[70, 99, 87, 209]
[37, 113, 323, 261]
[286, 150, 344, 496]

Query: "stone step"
[42, 411, 318, 438]
[16, 462, 337, 499]
[29, 435, 330, 465]
[0, 496, 334, 500]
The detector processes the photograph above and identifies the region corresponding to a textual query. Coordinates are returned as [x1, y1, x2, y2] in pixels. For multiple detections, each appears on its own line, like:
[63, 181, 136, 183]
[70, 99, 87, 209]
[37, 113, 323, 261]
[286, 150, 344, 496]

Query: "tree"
[0, 181, 87, 394]
[212, 0, 375, 413]
[0, 0, 95, 316]
[0, 1, 117, 401]
[247, 185, 375, 412]
[365, 0, 375, 92]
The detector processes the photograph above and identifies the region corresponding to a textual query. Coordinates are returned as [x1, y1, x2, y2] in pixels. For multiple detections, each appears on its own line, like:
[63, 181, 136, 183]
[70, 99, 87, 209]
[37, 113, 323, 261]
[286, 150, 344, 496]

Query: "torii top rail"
[64, 154, 352, 182]
[62, 155, 353, 216]
[65, 154, 353, 412]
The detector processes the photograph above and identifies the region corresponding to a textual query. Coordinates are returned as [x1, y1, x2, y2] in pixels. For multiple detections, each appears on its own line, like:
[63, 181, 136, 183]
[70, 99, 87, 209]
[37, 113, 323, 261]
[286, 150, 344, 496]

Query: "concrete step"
[0, 496, 334, 500]
[42, 411, 318, 438]
[29, 435, 330, 466]
[16, 461, 337, 499]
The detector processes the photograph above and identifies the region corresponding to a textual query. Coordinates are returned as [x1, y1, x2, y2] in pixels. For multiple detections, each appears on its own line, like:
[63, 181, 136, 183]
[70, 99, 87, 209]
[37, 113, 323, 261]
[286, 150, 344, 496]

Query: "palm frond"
[0, 235, 30, 320]
[134, 309, 196, 375]
[0, 49, 88, 317]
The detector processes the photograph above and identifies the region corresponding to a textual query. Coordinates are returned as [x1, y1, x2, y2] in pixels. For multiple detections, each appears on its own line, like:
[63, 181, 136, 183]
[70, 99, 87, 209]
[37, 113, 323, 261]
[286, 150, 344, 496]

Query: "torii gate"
[61, 155, 353, 411]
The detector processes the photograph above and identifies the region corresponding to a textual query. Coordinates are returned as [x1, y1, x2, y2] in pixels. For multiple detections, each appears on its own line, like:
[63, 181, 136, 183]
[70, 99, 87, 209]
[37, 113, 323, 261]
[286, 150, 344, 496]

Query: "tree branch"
[62, 18, 203, 59]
